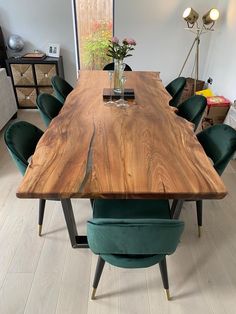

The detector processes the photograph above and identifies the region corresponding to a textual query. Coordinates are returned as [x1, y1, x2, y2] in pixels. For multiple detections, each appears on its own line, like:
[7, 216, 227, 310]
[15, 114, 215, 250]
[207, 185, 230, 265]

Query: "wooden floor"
[1, 110, 236, 314]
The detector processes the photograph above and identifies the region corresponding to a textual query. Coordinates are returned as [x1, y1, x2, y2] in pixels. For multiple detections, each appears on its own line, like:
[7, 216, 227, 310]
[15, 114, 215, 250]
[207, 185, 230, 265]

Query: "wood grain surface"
[17, 71, 227, 200]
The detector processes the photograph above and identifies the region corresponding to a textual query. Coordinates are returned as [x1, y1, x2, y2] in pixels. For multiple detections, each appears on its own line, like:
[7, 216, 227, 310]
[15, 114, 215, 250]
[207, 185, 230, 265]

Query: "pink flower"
[129, 38, 136, 46]
[122, 38, 128, 45]
[123, 38, 136, 46]
[107, 36, 136, 60]
[111, 36, 119, 44]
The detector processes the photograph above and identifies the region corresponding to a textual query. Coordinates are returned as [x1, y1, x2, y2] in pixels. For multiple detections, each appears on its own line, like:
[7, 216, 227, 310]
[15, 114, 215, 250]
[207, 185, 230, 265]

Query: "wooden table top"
[17, 71, 227, 200]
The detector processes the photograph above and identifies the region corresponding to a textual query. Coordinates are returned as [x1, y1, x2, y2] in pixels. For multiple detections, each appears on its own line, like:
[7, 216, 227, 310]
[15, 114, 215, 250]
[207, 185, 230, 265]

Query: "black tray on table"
[103, 88, 135, 100]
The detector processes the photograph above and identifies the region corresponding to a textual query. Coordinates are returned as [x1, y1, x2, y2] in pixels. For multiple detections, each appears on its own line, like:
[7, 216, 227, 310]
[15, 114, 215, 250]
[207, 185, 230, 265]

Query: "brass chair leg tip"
[198, 226, 202, 238]
[38, 225, 42, 237]
[165, 289, 171, 301]
[91, 288, 97, 300]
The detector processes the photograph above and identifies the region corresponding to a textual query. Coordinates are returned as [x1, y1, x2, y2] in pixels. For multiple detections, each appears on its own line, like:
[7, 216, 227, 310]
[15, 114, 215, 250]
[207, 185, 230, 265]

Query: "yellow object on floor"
[195, 89, 214, 97]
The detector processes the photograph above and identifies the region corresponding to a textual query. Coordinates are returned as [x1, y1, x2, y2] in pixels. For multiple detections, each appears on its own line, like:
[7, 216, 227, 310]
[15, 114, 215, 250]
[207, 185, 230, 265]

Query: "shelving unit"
[6, 56, 64, 108]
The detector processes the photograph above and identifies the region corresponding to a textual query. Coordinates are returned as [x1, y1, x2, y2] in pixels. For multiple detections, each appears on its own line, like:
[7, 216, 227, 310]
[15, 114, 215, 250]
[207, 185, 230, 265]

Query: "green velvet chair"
[195, 124, 236, 235]
[87, 199, 184, 300]
[36, 93, 63, 127]
[103, 62, 132, 71]
[172, 124, 236, 237]
[4, 121, 46, 236]
[51, 76, 73, 104]
[177, 95, 207, 130]
[166, 77, 186, 107]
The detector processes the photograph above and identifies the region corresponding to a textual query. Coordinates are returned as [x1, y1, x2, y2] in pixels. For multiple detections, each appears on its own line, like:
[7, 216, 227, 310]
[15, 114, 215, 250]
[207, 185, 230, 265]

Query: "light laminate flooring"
[0, 110, 236, 314]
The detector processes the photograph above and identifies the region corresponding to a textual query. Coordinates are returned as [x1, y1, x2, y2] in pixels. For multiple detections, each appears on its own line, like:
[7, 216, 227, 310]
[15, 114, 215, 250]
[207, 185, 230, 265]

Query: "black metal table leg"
[61, 199, 88, 249]
[171, 200, 184, 219]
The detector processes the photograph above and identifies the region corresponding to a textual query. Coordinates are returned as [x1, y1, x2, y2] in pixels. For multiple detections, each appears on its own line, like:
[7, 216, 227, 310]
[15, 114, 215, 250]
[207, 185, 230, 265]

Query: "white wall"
[0, 0, 77, 86]
[0, 0, 227, 91]
[204, 0, 236, 101]
[115, 0, 220, 85]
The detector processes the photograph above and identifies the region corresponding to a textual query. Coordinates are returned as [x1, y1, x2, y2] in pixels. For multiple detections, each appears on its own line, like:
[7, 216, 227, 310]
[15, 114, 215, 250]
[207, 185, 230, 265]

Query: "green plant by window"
[82, 20, 112, 70]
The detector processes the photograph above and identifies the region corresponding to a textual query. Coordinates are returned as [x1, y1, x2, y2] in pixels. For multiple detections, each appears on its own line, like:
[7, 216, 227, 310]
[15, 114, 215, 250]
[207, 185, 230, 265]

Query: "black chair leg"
[196, 200, 203, 237]
[90, 199, 94, 208]
[171, 200, 184, 219]
[159, 257, 170, 300]
[11, 112, 17, 119]
[38, 199, 46, 236]
[91, 256, 105, 300]
[170, 200, 178, 217]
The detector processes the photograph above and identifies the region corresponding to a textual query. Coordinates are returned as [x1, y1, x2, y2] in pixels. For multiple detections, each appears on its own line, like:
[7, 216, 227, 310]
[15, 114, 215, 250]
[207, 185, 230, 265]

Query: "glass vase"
[113, 59, 124, 94]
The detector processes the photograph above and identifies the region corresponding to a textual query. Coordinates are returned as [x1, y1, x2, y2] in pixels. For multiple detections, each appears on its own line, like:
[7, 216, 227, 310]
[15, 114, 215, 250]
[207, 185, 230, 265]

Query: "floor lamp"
[179, 8, 220, 93]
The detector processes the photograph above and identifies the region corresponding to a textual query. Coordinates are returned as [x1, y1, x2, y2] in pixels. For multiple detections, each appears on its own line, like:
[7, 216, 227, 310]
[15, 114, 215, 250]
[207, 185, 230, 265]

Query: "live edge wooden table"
[17, 70, 227, 248]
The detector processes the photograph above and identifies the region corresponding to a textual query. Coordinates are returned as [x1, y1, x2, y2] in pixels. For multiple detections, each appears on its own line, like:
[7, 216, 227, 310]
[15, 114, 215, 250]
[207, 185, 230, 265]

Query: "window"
[74, 0, 113, 70]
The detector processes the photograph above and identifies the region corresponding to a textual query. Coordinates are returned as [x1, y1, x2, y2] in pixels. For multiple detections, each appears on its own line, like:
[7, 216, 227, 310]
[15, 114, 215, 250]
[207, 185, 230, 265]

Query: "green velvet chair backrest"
[87, 218, 184, 255]
[197, 124, 236, 175]
[51, 75, 73, 104]
[177, 95, 207, 130]
[103, 62, 132, 71]
[36, 93, 63, 127]
[166, 77, 186, 107]
[93, 199, 171, 219]
[4, 121, 43, 175]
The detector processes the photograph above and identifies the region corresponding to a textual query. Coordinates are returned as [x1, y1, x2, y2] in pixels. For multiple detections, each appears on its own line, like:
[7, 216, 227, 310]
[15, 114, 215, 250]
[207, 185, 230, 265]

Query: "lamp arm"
[179, 36, 198, 77]
[179, 25, 212, 79]
[187, 22, 194, 29]
[208, 21, 215, 30]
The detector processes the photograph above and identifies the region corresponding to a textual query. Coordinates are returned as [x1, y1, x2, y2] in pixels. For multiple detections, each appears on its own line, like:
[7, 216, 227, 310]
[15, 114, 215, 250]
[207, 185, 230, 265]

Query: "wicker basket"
[16, 87, 37, 107]
[35, 64, 57, 86]
[11, 64, 34, 86]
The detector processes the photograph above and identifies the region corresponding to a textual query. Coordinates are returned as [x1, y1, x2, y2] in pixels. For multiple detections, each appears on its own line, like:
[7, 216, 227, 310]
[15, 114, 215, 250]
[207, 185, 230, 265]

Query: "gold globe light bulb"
[183, 8, 199, 27]
[183, 8, 191, 19]
[210, 9, 220, 21]
[202, 8, 220, 25]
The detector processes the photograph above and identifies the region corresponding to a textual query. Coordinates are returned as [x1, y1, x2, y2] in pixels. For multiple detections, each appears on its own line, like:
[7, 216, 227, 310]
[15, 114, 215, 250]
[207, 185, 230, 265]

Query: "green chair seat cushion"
[87, 218, 184, 256]
[93, 199, 171, 219]
[101, 253, 165, 268]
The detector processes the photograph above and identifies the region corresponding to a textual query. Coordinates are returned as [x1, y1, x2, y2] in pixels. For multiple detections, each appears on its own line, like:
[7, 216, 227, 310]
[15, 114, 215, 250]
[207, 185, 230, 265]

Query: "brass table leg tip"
[165, 289, 171, 301]
[91, 288, 97, 300]
[38, 225, 42, 237]
[198, 226, 202, 238]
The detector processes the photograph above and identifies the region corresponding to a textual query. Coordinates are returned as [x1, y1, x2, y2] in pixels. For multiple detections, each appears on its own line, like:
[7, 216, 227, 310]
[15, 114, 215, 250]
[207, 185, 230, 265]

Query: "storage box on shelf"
[202, 96, 230, 129]
[6, 56, 64, 109]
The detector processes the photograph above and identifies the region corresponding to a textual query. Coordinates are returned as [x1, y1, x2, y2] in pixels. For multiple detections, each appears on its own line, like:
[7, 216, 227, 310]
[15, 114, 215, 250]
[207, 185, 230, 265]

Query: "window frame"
[72, 0, 115, 72]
